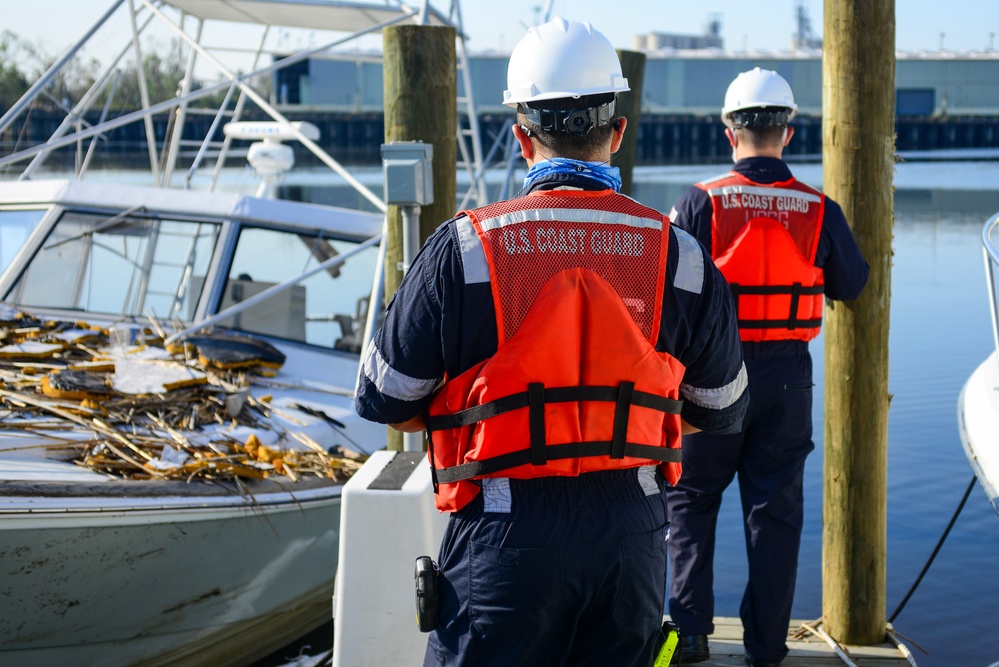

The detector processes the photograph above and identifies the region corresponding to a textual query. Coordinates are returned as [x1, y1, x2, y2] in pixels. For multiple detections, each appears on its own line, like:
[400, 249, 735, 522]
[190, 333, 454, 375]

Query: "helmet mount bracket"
[520, 99, 617, 136]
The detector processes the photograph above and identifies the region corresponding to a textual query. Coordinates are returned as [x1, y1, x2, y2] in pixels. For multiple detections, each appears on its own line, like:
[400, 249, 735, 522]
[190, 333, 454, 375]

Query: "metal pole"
[400, 203, 423, 453]
[128, 0, 162, 178]
[78, 70, 124, 177]
[185, 81, 237, 189]
[360, 218, 389, 359]
[399, 205, 421, 275]
[162, 15, 204, 187]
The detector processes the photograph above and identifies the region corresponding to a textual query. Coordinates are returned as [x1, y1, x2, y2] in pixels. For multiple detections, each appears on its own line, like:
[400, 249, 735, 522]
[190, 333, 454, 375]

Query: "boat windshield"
[4, 209, 379, 353]
[0, 208, 47, 274]
[213, 226, 378, 352]
[5, 210, 220, 320]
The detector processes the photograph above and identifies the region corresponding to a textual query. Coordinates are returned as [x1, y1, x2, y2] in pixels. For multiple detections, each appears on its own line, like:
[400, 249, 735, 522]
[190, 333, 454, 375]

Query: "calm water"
[67, 161, 999, 667]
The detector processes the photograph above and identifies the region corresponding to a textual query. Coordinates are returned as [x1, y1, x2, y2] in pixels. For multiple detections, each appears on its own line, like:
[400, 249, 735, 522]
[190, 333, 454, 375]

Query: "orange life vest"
[426, 190, 686, 512]
[697, 172, 825, 342]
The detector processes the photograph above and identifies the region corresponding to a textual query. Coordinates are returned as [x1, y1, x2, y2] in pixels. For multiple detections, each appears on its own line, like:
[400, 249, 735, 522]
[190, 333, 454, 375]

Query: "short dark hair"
[517, 93, 619, 161]
[736, 124, 787, 149]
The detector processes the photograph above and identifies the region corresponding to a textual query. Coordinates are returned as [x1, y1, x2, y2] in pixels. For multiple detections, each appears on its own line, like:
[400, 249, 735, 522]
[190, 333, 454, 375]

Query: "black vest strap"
[736, 318, 822, 329]
[425, 384, 683, 432]
[787, 282, 802, 330]
[433, 440, 683, 485]
[729, 283, 824, 296]
[729, 282, 823, 331]
[610, 382, 634, 459]
[528, 382, 547, 466]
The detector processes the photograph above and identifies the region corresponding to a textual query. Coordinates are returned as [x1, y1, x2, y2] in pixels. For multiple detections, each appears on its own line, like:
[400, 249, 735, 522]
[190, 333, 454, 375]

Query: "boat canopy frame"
[0, 0, 488, 210]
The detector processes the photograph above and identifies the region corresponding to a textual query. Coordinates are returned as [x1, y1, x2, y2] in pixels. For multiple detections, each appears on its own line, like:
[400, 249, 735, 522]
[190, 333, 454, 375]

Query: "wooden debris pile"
[0, 308, 364, 482]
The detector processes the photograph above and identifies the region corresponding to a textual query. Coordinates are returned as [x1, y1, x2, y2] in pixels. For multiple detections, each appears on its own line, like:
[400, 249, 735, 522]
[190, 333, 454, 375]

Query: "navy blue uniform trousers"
[665, 342, 814, 665]
[424, 467, 670, 667]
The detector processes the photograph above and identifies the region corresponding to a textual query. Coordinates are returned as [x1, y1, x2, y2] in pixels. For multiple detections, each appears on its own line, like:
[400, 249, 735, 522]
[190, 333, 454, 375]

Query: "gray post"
[381, 142, 435, 452]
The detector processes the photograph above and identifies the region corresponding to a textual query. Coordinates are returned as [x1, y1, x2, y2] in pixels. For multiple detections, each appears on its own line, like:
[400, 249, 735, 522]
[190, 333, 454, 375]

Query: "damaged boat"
[0, 177, 384, 666]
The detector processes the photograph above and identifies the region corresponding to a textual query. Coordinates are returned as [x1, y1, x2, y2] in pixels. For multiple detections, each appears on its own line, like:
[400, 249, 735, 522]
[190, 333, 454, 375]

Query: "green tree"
[0, 29, 101, 113]
[0, 31, 31, 111]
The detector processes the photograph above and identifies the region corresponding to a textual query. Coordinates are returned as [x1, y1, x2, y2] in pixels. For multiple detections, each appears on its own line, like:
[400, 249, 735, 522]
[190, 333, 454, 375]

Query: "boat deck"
[674, 617, 916, 666]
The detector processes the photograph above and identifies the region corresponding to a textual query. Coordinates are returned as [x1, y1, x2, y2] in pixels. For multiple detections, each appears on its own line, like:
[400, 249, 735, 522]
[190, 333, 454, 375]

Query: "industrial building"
[276, 49, 999, 118]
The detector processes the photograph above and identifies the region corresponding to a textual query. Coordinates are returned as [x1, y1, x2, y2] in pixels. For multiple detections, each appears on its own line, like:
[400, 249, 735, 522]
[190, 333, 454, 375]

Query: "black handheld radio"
[414, 556, 440, 632]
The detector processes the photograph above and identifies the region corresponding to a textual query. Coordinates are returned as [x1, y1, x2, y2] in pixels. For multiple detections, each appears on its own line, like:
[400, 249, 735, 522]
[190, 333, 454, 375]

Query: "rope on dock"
[796, 619, 920, 667]
[797, 619, 859, 667]
[885, 623, 920, 667]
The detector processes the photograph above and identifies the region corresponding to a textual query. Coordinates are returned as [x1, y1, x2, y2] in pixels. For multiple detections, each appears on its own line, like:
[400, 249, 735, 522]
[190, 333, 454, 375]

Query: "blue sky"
[4, 0, 997, 65]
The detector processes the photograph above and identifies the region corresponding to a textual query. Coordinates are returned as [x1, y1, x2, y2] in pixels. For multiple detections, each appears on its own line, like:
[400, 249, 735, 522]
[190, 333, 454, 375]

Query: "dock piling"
[821, 0, 896, 645]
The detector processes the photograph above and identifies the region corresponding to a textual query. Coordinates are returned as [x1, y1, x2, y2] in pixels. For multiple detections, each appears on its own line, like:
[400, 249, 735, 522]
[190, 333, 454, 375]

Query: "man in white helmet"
[664, 68, 869, 667]
[356, 17, 748, 666]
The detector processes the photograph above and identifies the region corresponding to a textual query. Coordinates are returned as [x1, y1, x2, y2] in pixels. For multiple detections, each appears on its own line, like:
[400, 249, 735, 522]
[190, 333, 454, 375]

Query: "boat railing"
[981, 212, 999, 365]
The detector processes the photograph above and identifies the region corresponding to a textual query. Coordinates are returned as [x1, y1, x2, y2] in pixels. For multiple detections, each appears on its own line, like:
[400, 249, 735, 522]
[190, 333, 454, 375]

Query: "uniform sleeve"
[669, 186, 714, 252]
[660, 227, 748, 434]
[354, 224, 457, 425]
[815, 197, 870, 301]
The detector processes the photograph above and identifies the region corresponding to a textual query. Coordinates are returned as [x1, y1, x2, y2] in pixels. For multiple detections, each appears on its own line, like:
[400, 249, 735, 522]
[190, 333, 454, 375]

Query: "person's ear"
[610, 117, 627, 153]
[783, 125, 795, 146]
[725, 127, 738, 149]
[513, 123, 535, 161]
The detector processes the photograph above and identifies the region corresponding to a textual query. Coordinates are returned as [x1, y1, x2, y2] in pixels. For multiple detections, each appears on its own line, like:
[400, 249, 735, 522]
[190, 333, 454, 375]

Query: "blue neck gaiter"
[524, 158, 623, 192]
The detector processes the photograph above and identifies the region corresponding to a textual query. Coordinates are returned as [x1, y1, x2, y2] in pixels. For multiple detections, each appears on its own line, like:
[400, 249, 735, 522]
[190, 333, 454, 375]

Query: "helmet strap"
[522, 99, 617, 136]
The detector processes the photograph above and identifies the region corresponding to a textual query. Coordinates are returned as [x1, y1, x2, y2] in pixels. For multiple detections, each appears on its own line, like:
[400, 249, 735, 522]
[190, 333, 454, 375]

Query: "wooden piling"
[382, 24, 457, 451]
[615, 49, 645, 196]
[821, 0, 896, 645]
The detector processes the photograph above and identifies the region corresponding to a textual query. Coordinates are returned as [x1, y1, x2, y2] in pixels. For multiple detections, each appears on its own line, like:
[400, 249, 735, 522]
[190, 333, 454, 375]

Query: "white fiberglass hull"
[0, 475, 341, 667]
[957, 350, 999, 515]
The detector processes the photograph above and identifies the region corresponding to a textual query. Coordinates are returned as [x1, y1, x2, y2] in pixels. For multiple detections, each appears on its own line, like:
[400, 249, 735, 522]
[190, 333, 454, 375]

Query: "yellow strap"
[652, 624, 680, 667]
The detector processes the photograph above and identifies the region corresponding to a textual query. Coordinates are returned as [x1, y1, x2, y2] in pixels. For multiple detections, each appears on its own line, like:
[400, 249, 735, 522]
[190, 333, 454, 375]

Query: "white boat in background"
[958, 211, 999, 516]
[0, 1, 485, 665]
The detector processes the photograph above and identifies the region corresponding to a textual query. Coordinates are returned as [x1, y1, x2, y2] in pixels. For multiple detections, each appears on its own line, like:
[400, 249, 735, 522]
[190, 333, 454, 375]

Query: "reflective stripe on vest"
[699, 173, 825, 342]
[426, 190, 686, 512]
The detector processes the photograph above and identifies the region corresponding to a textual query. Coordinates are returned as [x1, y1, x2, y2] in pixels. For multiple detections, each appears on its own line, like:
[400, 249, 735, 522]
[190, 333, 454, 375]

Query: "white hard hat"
[721, 67, 798, 127]
[503, 17, 629, 107]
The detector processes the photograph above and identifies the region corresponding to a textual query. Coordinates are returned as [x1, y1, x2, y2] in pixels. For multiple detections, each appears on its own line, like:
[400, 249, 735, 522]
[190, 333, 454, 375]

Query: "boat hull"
[957, 351, 999, 515]
[0, 478, 342, 667]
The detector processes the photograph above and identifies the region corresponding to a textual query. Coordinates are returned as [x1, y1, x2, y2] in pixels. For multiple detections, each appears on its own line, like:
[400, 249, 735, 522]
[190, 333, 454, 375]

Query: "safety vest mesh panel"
[470, 191, 664, 343]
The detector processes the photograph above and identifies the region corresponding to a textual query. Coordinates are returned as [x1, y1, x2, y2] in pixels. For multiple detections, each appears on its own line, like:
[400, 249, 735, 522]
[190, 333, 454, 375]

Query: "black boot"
[672, 634, 709, 664]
